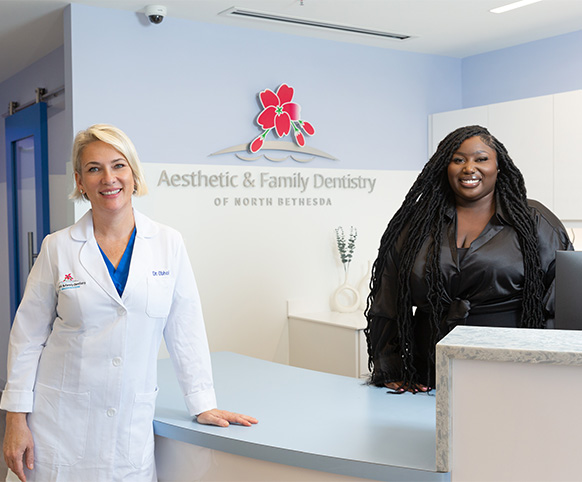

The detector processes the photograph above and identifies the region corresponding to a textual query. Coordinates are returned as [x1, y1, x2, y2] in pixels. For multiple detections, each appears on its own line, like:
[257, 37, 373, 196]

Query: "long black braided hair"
[364, 125, 546, 389]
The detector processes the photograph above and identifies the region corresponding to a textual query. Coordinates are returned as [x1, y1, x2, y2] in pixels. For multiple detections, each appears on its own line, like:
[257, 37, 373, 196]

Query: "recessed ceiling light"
[490, 0, 543, 14]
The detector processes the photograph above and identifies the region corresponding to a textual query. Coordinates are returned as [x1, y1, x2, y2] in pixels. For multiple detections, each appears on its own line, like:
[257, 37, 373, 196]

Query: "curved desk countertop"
[154, 352, 449, 481]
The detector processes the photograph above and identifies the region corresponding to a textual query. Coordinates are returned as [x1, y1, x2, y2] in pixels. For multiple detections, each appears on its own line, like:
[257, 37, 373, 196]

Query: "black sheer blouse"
[367, 199, 573, 388]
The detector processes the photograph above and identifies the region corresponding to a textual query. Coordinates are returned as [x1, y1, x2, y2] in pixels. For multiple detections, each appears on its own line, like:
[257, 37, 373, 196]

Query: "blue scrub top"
[98, 227, 137, 296]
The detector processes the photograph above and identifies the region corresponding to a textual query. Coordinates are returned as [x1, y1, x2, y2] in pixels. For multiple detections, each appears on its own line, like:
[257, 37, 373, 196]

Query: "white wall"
[74, 164, 418, 361]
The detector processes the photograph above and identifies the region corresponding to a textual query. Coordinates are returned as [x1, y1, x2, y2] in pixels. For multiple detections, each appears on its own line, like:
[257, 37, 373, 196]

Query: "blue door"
[5, 102, 50, 322]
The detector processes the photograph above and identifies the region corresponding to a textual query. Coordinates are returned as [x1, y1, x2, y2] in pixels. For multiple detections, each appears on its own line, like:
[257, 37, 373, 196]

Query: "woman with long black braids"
[365, 125, 572, 392]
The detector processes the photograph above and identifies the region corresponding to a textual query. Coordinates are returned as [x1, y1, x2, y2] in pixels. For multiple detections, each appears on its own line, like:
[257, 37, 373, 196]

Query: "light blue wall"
[68, 4, 462, 172]
[461, 29, 582, 108]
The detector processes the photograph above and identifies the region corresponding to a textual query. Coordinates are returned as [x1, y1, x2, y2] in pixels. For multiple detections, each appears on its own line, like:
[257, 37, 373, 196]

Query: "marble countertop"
[436, 326, 582, 365]
[435, 326, 582, 472]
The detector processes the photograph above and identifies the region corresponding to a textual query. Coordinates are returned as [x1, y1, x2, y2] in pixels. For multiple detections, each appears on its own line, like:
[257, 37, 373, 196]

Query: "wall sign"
[154, 164, 379, 208]
[250, 83, 315, 152]
[211, 83, 336, 162]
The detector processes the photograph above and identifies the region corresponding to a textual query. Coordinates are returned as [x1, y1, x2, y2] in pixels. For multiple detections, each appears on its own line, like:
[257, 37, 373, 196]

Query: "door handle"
[28, 231, 39, 273]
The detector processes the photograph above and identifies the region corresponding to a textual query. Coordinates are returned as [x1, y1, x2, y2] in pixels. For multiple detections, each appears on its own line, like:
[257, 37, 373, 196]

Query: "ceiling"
[2, 0, 582, 84]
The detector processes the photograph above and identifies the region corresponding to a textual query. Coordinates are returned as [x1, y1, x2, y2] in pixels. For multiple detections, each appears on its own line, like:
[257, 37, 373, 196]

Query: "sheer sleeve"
[528, 200, 574, 327]
[365, 248, 405, 386]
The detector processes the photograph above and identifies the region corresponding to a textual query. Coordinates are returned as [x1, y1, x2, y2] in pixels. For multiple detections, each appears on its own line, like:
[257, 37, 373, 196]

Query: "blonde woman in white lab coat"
[1, 124, 257, 482]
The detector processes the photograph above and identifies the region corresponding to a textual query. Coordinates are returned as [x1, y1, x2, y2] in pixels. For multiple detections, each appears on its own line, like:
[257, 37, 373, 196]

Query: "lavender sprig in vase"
[331, 226, 360, 313]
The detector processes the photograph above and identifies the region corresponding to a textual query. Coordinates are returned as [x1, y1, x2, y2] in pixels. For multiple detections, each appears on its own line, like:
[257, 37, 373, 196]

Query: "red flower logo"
[64, 273, 73, 281]
[250, 84, 316, 153]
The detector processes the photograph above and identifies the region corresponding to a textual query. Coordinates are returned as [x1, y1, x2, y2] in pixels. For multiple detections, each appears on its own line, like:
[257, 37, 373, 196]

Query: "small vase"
[331, 269, 361, 313]
[357, 260, 373, 311]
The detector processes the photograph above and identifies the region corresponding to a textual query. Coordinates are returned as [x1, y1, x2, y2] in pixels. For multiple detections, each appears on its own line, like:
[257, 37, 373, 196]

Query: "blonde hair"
[70, 124, 148, 201]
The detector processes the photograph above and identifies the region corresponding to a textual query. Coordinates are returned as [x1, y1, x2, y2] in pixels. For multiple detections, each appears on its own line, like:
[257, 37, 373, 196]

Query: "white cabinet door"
[429, 106, 488, 156]
[488, 95, 554, 210]
[553, 90, 582, 220]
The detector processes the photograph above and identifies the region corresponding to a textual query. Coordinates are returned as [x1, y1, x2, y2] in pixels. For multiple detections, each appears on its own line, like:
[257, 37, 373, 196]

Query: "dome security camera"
[145, 5, 167, 24]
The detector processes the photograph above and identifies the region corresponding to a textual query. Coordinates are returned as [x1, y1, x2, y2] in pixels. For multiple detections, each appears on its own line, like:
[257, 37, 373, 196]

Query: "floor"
[0, 409, 7, 479]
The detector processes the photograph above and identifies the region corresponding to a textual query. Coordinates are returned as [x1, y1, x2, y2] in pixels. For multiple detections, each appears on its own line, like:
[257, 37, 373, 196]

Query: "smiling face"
[75, 140, 135, 216]
[447, 136, 498, 206]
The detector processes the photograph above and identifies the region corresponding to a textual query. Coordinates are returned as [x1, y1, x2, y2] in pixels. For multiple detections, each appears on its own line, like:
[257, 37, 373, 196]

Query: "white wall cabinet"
[288, 310, 370, 379]
[429, 89, 582, 220]
[554, 90, 582, 221]
[428, 106, 488, 157]
[488, 95, 554, 210]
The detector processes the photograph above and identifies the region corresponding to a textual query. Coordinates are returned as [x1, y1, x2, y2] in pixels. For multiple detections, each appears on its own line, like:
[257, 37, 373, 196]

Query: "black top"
[367, 199, 573, 388]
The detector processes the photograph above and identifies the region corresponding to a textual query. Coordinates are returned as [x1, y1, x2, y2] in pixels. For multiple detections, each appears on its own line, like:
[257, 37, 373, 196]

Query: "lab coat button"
[112, 357, 122, 367]
[107, 408, 117, 417]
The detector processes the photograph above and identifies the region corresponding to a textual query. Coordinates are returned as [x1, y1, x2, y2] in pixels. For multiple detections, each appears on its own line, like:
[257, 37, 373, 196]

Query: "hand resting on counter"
[196, 409, 258, 427]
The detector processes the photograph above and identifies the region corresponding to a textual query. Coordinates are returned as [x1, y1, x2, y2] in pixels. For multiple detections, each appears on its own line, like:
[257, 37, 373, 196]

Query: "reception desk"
[155, 328, 582, 481]
[154, 352, 449, 481]
[436, 326, 582, 481]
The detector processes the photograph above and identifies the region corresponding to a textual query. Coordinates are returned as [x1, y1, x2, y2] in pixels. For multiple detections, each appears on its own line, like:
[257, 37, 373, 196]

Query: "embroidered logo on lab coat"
[59, 273, 87, 291]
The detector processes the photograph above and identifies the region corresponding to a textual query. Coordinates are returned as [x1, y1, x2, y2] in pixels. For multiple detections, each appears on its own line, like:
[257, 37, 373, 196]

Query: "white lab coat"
[1, 209, 217, 482]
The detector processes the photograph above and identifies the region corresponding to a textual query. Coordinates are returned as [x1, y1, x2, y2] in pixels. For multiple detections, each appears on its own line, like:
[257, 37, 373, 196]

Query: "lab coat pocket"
[128, 387, 158, 468]
[29, 383, 90, 466]
[146, 277, 174, 318]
